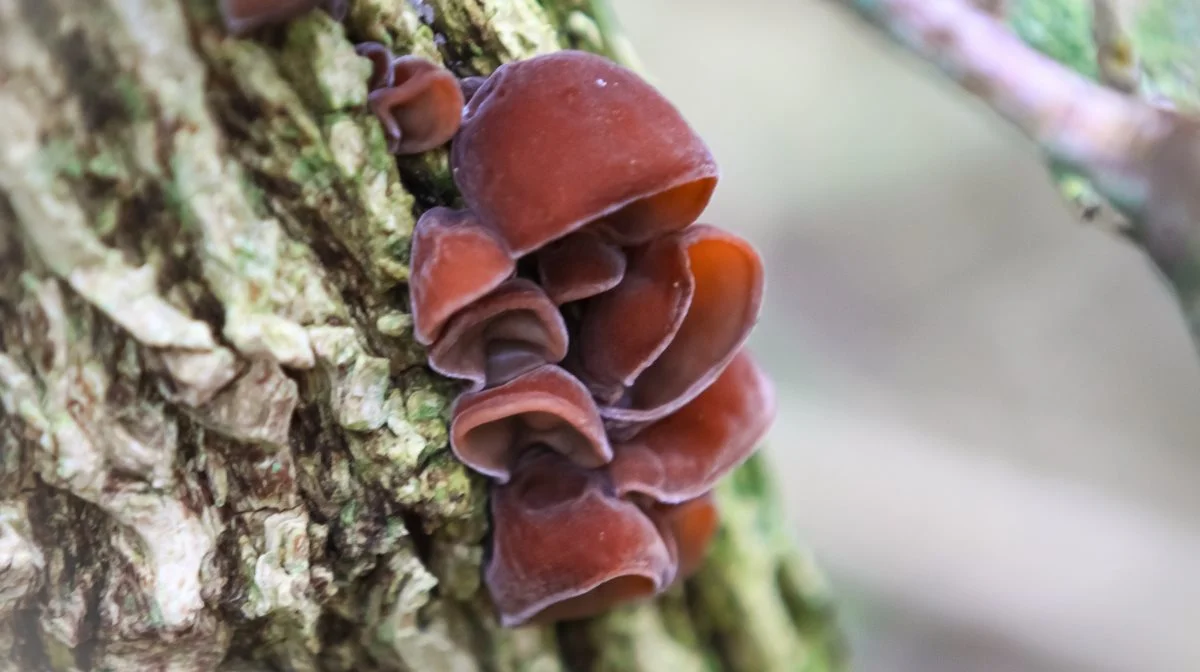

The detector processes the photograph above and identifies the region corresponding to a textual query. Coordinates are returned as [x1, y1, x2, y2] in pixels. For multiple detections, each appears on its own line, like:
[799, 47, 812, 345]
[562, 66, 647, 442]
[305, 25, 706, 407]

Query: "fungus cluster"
[216, 2, 773, 627]
[408, 51, 775, 627]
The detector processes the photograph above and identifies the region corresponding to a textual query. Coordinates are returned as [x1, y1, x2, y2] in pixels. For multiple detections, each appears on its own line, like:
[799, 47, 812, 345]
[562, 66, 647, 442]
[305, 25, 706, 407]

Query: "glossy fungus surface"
[587, 225, 765, 433]
[536, 230, 628, 306]
[485, 451, 674, 626]
[451, 50, 718, 255]
[450, 365, 612, 482]
[576, 231, 693, 402]
[400, 49, 774, 627]
[428, 279, 568, 391]
[368, 56, 464, 154]
[608, 350, 775, 503]
[409, 207, 515, 346]
[650, 494, 719, 580]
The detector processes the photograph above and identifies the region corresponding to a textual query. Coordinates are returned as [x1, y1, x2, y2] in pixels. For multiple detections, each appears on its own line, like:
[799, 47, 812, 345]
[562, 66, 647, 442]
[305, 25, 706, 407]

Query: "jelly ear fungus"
[450, 365, 612, 483]
[485, 451, 675, 627]
[368, 55, 465, 154]
[390, 50, 776, 626]
[450, 50, 720, 256]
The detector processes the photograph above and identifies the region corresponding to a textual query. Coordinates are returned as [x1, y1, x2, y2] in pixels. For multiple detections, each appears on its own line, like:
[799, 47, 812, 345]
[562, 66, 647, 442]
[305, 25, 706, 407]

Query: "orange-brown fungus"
[595, 225, 763, 436]
[485, 451, 674, 627]
[648, 493, 719, 580]
[398, 50, 773, 628]
[427, 279, 568, 391]
[409, 207, 514, 345]
[575, 230, 693, 402]
[536, 230, 627, 306]
[450, 365, 612, 482]
[355, 42, 395, 91]
[368, 56, 464, 154]
[608, 350, 775, 503]
[451, 50, 718, 256]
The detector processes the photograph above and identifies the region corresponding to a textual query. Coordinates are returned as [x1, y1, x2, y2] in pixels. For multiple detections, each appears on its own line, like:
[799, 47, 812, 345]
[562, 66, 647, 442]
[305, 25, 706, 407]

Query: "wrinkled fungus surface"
[596, 224, 766, 435]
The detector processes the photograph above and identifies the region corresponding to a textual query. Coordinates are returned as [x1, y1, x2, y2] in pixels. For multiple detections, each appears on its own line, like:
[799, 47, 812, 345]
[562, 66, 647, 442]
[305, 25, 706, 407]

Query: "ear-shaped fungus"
[410, 207, 515, 345]
[609, 350, 774, 503]
[451, 50, 719, 256]
[582, 225, 765, 431]
[574, 231, 693, 402]
[537, 230, 628, 305]
[648, 494, 719, 580]
[402, 49, 774, 628]
[485, 451, 675, 626]
[450, 365, 612, 482]
[428, 279, 569, 390]
[220, 0, 321, 34]
[356, 42, 395, 91]
[368, 56, 465, 154]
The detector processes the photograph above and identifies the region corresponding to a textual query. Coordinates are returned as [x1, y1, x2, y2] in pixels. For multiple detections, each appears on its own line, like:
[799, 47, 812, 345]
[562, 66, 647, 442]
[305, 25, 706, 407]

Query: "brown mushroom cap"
[220, 0, 321, 35]
[451, 50, 718, 256]
[368, 56, 465, 154]
[608, 350, 774, 503]
[450, 365, 612, 482]
[355, 42, 395, 91]
[537, 229, 628, 306]
[428, 278, 569, 391]
[485, 450, 674, 626]
[582, 225, 765, 432]
[409, 207, 515, 345]
[648, 493, 719, 580]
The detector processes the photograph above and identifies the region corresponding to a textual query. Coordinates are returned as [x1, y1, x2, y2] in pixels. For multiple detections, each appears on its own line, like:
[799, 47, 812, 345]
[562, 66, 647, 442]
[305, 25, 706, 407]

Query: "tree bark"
[0, 1, 844, 670]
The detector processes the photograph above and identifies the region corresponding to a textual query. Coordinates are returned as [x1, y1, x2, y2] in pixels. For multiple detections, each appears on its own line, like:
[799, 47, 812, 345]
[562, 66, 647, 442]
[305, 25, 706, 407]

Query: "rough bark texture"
[0, 1, 844, 671]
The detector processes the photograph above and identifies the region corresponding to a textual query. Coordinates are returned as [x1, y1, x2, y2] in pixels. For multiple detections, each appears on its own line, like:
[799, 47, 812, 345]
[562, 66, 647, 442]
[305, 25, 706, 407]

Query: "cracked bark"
[0, 1, 844, 670]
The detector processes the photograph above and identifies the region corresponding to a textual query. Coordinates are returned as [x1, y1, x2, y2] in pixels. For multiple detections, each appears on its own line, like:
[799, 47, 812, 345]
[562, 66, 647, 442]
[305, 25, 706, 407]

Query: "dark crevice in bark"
[554, 620, 597, 672]
[16, 0, 124, 135]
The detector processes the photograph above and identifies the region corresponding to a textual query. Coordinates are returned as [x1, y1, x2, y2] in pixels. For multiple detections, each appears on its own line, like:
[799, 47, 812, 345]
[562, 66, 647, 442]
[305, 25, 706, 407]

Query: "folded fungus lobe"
[486, 451, 676, 626]
[368, 55, 465, 155]
[450, 365, 612, 483]
[403, 50, 775, 626]
[214, 4, 760, 633]
[451, 50, 720, 256]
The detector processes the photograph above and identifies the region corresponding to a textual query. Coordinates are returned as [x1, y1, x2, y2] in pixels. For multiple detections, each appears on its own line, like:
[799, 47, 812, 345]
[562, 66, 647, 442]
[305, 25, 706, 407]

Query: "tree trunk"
[0, 1, 844, 670]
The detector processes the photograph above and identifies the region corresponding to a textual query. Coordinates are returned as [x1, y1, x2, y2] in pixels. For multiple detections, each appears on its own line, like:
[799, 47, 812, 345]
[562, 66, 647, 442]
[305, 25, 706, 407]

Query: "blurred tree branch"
[837, 0, 1200, 344]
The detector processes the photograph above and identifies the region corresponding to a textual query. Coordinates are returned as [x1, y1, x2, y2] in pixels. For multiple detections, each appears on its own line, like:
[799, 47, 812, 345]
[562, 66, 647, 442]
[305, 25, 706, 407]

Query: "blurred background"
[608, 1, 1200, 670]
